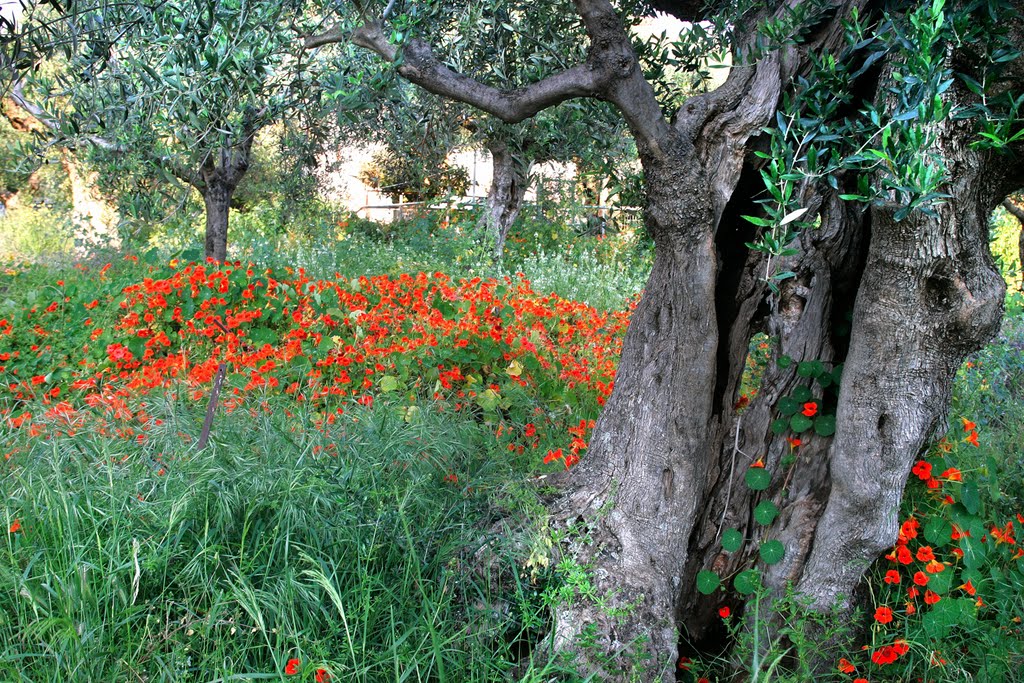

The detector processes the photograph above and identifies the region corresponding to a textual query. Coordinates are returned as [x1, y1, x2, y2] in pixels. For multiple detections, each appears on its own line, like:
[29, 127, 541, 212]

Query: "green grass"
[0, 399, 574, 682]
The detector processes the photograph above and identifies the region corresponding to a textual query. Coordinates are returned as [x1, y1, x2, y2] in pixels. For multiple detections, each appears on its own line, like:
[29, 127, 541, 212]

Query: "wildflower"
[913, 571, 929, 586]
[925, 560, 945, 574]
[924, 590, 941, 605]
[959, 580, 976, 596]
[874, 606, 893, 624]
[678, 656, 691, 670]
[964, 430, 979, 447]
[750, 458, 765, 468]
[285, 658, 300, 675]
[544, 448, 563, 465]
[896, 546, 913, 564]
[786, 436, 801, 448]
[911, 460, 932, 480]
[883, 569, 900, 584]
[718, 606, 731, 618]
[939, 467, 962, 481]
[961, 417, 976, 431]
[838, 658, 856, 674]
[8, 519, 21, 533]
[801, 402, 818, 417]
[916, 545, 935, 562]
[315, 669, 331, 683]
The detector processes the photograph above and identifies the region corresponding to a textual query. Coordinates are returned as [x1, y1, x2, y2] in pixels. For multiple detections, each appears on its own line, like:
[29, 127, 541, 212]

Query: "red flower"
[915, 545, 934, 562]
[315, 669, 331, 683]
[883, 569, 901, 584]
[543, 448, 563, 464]
[718, 606, 731, 618]
[895, 546, 913, 565]
[801, 402, 818, 417]
[786, 436, 801, 448]
[924, 590, 941, 605]
[913, 571, 929, 586]
[964, 430, 979, 447]
[8, 519, 21, 533]
[959, 580, 976, 596]
[925, 560, 945, 574]
[524, 423, 536, 437]
[911, 460, 932, 480]
[677, 656, 691, 670]
[853, 679, 869, 683]
[838, 657, 856, 673]
[874, 606, 893, 624]
[961, 417, 976, 432]
[284, 658, 300, 675]
[939, 467, 962, 481]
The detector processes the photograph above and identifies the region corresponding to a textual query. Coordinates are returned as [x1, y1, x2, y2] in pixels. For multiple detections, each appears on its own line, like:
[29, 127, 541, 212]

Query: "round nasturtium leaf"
[734, 569, 761, 595]
[759, 540, 785, 565]
[777, 397, 800, 416]
[745, 467, 771, 491]
[797, 361, 818, 378]
[696, 570, 721, 595]
[761, 540, 782, 565]
[791, 385, 812, 403]
[776, 355, 793, 369]
[814, 415, 836, 437]
[722, 528, 744, 552]
[790, 414, 813, 433]
[771, 418, 789, 435]
[924, 517, 953, 548]
[379, 375, 400, 392]
[754, 501, 779, 526]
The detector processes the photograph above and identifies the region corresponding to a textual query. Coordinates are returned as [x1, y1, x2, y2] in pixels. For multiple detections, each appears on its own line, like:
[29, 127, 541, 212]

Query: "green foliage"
[0, 399, 573, 681]
[358, 146, 470, 202]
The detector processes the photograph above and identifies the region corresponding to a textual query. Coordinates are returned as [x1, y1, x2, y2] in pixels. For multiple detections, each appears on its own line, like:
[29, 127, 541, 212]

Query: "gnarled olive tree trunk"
[480, 139, 532, 260]
[319, 0, 1024, 680]
[194, 135, 257, 263]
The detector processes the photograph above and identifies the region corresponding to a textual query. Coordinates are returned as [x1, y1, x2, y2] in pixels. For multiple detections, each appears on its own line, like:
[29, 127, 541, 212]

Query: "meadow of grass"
[2, 203, 1023, 682]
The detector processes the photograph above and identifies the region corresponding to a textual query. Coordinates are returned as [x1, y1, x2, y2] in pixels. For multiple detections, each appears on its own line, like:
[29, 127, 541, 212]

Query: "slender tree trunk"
[1003, 195, 1024, 288]
[202, 180, 233, 263]
[481, 139, 531, 260]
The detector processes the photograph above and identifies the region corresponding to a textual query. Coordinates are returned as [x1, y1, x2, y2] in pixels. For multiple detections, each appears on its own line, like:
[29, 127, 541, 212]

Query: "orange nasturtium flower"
[8, 519, 21, 533]
[961, 417, 976, 431]
[837, 658, 856, 674]
[911, 460, 932, 480]
[874, 606, 894, 624]
[801, 402, 818, 417]
[718, 606, 731, 618]
[284, 658, 301, 676]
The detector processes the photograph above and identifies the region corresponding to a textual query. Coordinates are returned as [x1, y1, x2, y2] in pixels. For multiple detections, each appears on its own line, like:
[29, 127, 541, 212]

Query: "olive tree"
[10, 0, 327, 261]
[304, 0, 1024, 678]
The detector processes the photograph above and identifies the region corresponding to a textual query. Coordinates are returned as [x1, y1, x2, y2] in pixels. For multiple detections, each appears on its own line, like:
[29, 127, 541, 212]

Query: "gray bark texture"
[314, 0, 1024, 679]
[196, 131, 257, 263]
[481, 139, 531, 260]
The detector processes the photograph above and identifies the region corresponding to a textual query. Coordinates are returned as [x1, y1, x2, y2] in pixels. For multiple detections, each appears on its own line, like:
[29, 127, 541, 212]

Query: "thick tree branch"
[306, 21, 606, 124]
[1003, 194, 1024, 222]
[11, 79, 208, 189]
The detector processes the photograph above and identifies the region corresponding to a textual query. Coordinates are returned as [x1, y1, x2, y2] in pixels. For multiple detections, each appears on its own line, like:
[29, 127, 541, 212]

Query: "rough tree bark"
[480, 138, 532, 260]
[193, 131, 257, 263]
[309, 0, 1024, 680]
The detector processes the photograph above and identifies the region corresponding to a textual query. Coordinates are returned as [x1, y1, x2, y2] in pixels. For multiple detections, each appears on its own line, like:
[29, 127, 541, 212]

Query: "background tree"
[11, 0, 326, 261]
[305, 0, 1024, 679]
